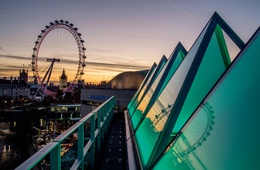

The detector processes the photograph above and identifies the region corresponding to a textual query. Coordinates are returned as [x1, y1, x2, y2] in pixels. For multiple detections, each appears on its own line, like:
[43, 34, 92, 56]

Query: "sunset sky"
[0, 0, 259, 84]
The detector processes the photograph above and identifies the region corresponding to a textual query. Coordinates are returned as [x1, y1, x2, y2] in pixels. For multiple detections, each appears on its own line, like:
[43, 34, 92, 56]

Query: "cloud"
[164, 0, 199, 22]
[1, 7, 8, 10]
[86, 61, 149, 70]
[0, 54, 150, 71]
[87, 48, 122, 52]
[0, 54, 31, 60]
[0, 63, 29, 70]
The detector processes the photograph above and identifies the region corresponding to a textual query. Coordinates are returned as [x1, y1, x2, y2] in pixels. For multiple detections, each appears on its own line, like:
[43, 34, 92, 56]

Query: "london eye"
[174, 102, 215, 157]
[31, 20, 86, 97]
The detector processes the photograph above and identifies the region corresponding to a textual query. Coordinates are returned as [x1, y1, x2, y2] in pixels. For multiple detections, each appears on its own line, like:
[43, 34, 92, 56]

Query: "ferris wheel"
[174, 102, 215, 157]
[31, 20, 86, 97]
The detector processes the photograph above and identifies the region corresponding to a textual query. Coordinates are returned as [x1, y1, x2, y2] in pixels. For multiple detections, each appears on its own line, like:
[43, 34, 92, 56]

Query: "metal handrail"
[16, 96, 116, 170]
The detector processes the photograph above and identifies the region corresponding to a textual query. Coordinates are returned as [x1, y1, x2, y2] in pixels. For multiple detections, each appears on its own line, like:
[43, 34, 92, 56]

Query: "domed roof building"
[107, 71, 147, 89]
[81, 70, 148, 115]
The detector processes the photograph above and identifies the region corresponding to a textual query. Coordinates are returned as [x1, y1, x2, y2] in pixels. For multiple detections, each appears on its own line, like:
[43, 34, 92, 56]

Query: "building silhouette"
[59, 69, 67, 90]
[1, 65, 30, 98]
[0, 78, 30, 98]
[19, 65, 28, 82]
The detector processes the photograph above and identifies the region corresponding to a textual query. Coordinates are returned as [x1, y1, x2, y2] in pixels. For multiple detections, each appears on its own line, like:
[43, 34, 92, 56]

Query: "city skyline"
[0, 0, 259, 84]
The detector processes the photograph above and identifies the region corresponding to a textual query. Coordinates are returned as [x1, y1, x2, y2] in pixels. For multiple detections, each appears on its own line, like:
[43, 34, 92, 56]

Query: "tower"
[19, 64, 28, 82]
[59, 69, 67, 90]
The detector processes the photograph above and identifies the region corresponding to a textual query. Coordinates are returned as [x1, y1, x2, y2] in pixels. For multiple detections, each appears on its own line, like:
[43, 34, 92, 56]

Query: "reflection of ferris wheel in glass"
[31, 20, 86, 97]
[174, 102, 215, 157]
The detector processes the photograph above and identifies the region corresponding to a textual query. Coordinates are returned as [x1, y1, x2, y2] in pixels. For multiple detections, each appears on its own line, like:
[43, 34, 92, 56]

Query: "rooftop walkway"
[99, 111, 127, 170]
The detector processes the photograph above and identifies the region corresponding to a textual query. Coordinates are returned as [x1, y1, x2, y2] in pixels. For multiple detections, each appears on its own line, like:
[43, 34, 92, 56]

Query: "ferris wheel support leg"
[34, 64, 52, 98]
[34, 59, 57, 99]
[43, 62, 55, 98]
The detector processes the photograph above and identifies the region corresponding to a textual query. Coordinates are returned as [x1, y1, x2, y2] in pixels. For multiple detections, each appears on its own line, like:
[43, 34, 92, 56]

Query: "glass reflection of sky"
[131, 44, 186, 130]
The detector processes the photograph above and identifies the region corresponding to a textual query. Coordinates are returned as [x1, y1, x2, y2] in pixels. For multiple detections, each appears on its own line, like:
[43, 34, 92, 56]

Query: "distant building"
[81, 89, 137, 117]
[107, 71, 147, 89]
[77, 79, 85, 89]
[19, 66, 28, 82]
[59, 69, 67, 90]
[43, 103, 81, 132]
[81, 70, 148, 116]
[30, 84, 39, 97]
[0, 78, 30, 98]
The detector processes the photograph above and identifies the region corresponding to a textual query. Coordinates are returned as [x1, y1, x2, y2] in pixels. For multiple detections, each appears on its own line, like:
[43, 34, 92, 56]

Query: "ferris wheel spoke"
[40, 43, 53, 58]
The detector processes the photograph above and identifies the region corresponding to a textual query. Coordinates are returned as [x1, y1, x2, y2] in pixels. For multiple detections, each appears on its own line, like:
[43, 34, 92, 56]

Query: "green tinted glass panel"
[131, 90, 153, 128]
[153, 30, 260, 170]
[159, 51, 185, 96]
[128, 64, 156, 110]
[131, 51, 185, 128]
[131, 109, 142, 128]
[172, 26, 230, 133]
[130, 57, 167, 117]
[129, 57, 167, 116]
[128, 65, 157, 116]
[135, 23, 208, 166]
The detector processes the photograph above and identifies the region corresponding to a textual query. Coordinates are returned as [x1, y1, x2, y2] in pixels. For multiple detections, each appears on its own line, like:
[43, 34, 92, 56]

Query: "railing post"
[101, 126, 105, 151]
[89, 114, 96, 169]
[97, 110, 101, 129]
[89, 145, 95, 169]
[97, 133, 101, 163]
[50, 143, 61, 170]
[103, 103, 108, 140]
[78, 123, 84, 167]
[97, 110, 102, 162]
[102, 106, 105, 122]
[90, 114, 95, 140]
